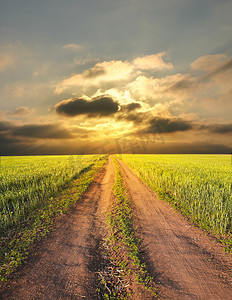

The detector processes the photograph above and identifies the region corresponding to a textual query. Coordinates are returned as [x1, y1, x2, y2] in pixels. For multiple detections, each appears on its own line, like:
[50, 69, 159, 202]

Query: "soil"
[1, 155, 232, 300]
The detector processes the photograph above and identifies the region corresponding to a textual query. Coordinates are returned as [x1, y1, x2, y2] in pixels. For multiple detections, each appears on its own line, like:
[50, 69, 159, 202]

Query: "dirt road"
[116, 157, 232, 300]
[1, 155, 232, 299]
[0, 157, 115, 300]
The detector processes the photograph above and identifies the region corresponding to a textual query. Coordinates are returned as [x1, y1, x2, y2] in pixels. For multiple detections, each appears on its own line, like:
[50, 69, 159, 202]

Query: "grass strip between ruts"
[0, 156, 107, 283]
[100, 157, 157, 299]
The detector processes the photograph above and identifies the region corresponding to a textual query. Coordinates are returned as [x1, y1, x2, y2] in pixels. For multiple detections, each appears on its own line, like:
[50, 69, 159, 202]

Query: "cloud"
[0, 132, 30, 155]
[200, 123, 232, 134]
[7, 107, 34, 116]
[191, 54, 228, 72]
[127, 53, 232, 108]
[0, 120, 12, 131]
[128, 73, 191, 102]
[55, 52, 173, 94]
[144, 141, 232, 154]
[62, 44, 84, 51]
[0, 44, 17, 72]
[204, 58, 232, 79]
[0, 53, 15, 72]
[191, 54, 232, 84]
[122, 103, 141, 112]
[74, 56, 99, 66]
[83, 65, 105, 78]
[117, 111, 149, 124]
[127, 75, 163, 100]
[11, 124, 74, 139]
[167, 79, 196, 92]
[55, 60, 135, 94]
[0, 121, 75, 155]
[12, 86, 25, 98]
[140, 117, 193, 134]
[1, 130, 231, 155]
[55, 96, 119, 117]
[115, 101, 150, 125]
[0, 131, 91, 156]
[133, 52, 173, 70]
[0, 119, 74, 139]
[1, 117, 232, 155]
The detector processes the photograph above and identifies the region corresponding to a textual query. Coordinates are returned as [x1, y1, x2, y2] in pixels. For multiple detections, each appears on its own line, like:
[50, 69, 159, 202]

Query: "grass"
[100, 157, 156, 299]
[0, 155, 107, 282]
[118, 154, 232, 251]
[0, 155, 104, 232]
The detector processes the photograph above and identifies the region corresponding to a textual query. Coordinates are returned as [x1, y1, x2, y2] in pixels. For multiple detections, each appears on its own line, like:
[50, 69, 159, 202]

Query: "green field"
[0, 155, 103, 232]
[119, 154, 232, 237]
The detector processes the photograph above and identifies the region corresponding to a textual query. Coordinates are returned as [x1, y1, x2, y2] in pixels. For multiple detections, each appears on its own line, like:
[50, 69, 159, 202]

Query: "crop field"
[119, 154, 232, 236]
[0, 155, 103, 232]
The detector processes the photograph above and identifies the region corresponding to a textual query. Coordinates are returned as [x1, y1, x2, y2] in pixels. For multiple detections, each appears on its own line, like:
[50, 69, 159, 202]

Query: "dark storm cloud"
[121, 103, 141, 111]
[0, 132, 35, 155]
[146, 141, 232, 154]
[83, 65, 105, 78]
[141, 117, 193, 134]
[0, 132, 16, 144]
[116, 110, 193, 135]
[204, 58, 232, 79]
[200, 123, 232, 134]
[0, 132, 69, 156]
[86, 139, 232, 155]
[0, 123, 90, 155]
[116, 102, 143, 122]
[55, 96, 119, 117]
[11, 124, 74, 139]
[212, 124, 232, 134]
[0, 121, 12, 131]
[1, 120, 73, 139]
[117, 111, 149, 124]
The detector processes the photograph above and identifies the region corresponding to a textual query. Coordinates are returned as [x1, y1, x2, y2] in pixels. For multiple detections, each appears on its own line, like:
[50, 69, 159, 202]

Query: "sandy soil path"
[0, 157, 115, 300]
[116, 157, 232, 300]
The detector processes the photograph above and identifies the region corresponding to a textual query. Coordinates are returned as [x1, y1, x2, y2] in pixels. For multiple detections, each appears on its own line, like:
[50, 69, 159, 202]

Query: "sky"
[1, 0, 232, 155]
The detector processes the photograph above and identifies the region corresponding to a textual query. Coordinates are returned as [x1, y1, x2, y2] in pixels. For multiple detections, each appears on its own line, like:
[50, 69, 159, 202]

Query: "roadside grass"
[0, 155, 100, 232]
[0, 156, 107, 283]
[99, 157, 156, 299]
